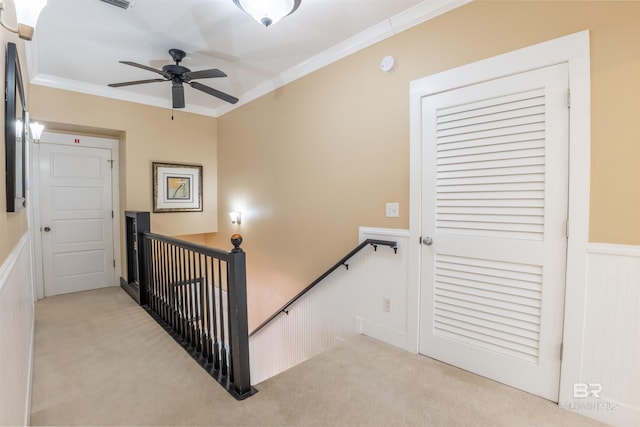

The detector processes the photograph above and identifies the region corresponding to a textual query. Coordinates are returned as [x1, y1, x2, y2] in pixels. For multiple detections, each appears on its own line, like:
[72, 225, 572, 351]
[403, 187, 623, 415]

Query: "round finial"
[231, 233, 243, 251]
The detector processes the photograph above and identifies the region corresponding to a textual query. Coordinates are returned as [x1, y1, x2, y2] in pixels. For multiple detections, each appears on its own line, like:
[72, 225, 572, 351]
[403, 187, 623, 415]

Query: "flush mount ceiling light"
[233, 0, 301, 28]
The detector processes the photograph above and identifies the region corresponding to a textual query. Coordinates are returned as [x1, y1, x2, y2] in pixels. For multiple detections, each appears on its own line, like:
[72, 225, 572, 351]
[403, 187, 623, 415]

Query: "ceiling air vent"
[99, 0, 131, 9]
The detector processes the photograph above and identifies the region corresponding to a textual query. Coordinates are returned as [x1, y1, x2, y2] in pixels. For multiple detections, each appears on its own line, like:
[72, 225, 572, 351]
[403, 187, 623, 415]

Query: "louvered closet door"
[419, 64, 569, 401]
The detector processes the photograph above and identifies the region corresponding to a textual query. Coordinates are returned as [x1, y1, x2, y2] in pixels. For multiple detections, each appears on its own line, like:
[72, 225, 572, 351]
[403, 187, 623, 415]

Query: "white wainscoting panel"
[0, 233, 35, 426]
[566, 243, 640, 426]
[357, 228, 410, 350]
[249, 227, 408, 385]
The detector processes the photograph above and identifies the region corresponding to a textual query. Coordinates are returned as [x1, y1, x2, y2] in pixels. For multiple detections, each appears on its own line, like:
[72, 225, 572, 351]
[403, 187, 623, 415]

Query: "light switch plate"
[386, 202, 399, 218]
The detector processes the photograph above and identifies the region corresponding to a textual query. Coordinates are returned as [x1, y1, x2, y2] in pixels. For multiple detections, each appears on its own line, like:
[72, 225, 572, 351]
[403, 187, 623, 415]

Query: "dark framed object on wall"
[152, 162, 203, 212]
[5, 42, 27, 212]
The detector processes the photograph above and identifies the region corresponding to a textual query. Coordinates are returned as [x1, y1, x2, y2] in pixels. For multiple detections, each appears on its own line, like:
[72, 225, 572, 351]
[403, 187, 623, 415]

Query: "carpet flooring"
[30, 287, 603, 426]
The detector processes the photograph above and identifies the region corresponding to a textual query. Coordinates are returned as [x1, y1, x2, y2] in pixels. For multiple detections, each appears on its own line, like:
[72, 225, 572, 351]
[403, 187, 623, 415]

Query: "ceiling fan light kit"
[108, 48, 238, 108]
[233, 0, 301, 28]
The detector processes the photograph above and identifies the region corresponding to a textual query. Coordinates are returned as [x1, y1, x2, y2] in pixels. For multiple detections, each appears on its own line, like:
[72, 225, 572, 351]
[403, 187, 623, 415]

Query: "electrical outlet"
[386, 202, 399, 218]
[383, 298, 391, 312]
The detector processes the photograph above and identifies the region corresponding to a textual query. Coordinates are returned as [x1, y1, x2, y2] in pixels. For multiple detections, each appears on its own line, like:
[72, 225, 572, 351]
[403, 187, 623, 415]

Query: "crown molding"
[213, 0, 471, 116]
[29, 73, 219, 117]
[28, 0, 471, 118]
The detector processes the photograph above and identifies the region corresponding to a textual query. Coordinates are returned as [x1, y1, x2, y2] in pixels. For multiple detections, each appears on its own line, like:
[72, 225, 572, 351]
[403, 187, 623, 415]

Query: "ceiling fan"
[108, 48, 238, 108]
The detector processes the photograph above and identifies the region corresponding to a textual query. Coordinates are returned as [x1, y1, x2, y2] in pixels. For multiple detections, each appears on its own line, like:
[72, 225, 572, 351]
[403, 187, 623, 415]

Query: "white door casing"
[408, 31, 591, 409]
[418, 64, 569, 401]
[34, 133, 120, 297]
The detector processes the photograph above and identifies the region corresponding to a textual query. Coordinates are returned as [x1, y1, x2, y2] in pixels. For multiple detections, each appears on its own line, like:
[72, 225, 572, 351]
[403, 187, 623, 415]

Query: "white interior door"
[39, 143, 115, 296]
[419, 64, 569, 401]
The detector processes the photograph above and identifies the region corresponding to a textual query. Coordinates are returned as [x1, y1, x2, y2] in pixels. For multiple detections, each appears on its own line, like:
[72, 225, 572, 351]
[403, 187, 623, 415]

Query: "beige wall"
[28, 86, 219, 273]
[0, 1, 28, 266]
[208, 0, 640, 329]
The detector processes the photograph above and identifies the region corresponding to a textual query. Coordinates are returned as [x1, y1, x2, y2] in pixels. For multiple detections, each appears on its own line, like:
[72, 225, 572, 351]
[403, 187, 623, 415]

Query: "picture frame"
[152, 162, 203, 212]
[5, 42, 27, 212]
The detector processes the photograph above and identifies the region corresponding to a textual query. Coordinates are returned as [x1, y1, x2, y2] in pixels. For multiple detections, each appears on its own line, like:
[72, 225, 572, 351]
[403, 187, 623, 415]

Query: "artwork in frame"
[5, 42, 27, 212]
[153, 162, 203, 212]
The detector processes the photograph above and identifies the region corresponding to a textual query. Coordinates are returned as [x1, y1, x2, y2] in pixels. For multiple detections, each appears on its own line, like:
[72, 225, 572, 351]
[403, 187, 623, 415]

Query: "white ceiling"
[26, 0, 466, 117]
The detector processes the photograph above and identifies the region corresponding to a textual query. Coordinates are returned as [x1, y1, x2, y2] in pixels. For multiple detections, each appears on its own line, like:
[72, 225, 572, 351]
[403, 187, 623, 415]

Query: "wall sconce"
[29, 121, 44, 142]
[229, 211, 242, 225]
[0, 0, 47, 41]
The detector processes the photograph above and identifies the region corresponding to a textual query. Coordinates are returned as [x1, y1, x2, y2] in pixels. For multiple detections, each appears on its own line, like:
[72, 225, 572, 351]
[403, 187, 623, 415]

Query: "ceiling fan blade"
[189, 81, 239, 104]
[184, 68, 227, 80]
[172, 81, 185, 109]
[119, 61, 166, 76]
[108, 78, 166, 87]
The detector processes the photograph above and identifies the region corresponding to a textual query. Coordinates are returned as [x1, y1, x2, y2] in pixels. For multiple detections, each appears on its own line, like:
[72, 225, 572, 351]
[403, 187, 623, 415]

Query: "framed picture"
[153, 162, 203, 212]
[5, 42, 27, 212]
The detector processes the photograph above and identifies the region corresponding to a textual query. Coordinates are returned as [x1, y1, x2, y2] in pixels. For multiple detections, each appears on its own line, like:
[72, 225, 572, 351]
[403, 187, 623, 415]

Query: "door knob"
[43, 226, 51, 232]
[422, 236, 433, 246]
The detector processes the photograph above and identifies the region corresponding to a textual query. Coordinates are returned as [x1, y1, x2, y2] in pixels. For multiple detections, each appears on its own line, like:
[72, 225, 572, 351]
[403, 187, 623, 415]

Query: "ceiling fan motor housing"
[109, 48, 239, 107]
[163, 64, 191, 77]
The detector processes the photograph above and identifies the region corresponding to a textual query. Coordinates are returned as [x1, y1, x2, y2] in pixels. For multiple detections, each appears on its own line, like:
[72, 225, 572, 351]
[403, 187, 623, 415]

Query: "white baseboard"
[560, 397, 640, 427]
[359, 318, 409, 351]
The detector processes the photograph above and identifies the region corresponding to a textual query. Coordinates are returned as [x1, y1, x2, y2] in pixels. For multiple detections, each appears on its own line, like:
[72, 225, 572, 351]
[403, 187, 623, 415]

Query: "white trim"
[587, 242, 640, 257]
[31, 131, 122, 298]
[24, 284, 35, 427]
[358, 226, 409, 240]
[29, 141, 44, 300]
[409, 30, 590, 404]
[0, 233, 29, 296]
[214, 0, 471, 117]
[29, 74, 220, 118]
[26, 0, 470, 118]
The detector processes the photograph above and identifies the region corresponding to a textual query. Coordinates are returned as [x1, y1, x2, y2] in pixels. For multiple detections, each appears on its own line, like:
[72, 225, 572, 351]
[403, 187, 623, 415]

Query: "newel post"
[227, 234, 255, 399]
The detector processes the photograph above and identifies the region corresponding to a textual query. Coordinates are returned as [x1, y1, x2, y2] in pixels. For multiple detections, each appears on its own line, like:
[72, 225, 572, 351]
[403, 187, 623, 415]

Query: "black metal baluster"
[190, 249, 197, 349]
[211, 257, 221, 371]
[219, 259, 228, 377]
[145, 237, 154, 311]
[204, 255, 214, 364]
[161, 241, 169, 326]
[187, 249, 194, 348]
[192, 250, 202, 355]
[153, 239, 160, 313]
[178, 248, 191, 346]
[178, 246, 186, 345]
[226, 261, 234, 386]
[162, 241, 170, 324]
[159, 241, 167, 322]
[170, 244, 178, 332]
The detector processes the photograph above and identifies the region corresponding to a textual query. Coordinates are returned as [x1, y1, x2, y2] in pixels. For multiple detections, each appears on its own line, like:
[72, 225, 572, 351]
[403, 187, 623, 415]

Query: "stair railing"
[140, 232, 255, 400]
[250, 239, 398, 337]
